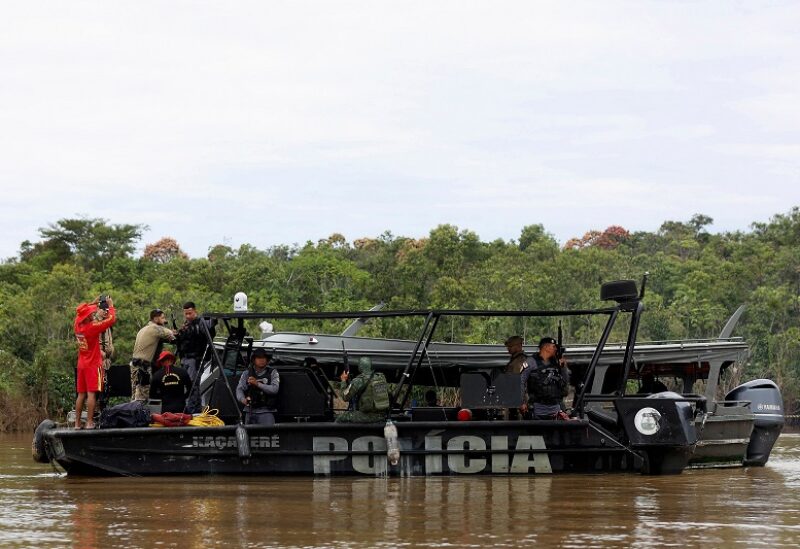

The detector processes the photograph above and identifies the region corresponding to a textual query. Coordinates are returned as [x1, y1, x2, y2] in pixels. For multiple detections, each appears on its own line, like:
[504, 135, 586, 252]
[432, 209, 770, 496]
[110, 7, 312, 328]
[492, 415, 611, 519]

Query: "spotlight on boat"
[457, 408, 473, 421]
[634, 407, 662, 435]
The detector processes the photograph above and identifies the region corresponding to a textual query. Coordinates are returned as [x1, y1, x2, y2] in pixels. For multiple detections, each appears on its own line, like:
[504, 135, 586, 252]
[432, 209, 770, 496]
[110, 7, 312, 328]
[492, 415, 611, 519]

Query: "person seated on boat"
[638, 372, 669, 394]
[424, 389, 439, 407]
[520, 336, 570, 420]
[236, 348, 280, 426]
[503, 335, 528, 374]
[336, 357, 390, 423]
[150, 350, 192, 413]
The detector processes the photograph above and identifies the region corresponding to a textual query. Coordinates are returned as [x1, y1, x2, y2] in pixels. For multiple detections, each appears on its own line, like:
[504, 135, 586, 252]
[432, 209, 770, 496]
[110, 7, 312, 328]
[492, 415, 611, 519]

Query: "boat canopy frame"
[199, 281, 646, 419]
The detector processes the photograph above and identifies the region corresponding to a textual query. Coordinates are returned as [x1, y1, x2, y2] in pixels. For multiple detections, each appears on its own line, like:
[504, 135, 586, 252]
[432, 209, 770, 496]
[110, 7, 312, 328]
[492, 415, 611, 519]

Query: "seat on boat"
[105, 364, 133, 397]
[586, 407, 619, 430]
[460, 372, 523, 408]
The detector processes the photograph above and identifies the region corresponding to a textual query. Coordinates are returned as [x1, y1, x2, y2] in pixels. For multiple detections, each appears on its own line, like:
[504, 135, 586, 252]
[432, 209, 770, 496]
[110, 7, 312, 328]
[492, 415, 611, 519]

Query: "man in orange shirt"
[74, 296, 117, 429]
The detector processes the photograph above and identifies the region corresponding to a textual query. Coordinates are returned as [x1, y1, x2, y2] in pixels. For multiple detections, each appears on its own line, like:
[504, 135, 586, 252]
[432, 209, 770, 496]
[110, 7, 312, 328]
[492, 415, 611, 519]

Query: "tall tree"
[26, 217, 147, 271]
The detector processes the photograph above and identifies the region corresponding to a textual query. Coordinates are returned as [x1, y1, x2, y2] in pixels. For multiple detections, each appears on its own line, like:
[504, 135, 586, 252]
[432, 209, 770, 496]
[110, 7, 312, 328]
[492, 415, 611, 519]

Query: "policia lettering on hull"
[313, 434, 552, 475]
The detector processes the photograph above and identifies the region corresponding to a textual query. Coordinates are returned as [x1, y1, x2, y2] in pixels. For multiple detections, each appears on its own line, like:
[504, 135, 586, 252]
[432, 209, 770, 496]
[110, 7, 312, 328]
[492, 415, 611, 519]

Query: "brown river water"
[1, 433, 798, 548]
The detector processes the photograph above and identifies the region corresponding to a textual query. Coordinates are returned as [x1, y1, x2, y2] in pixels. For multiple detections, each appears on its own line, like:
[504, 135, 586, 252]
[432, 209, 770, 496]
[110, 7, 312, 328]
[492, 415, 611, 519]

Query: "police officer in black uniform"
[520, 336, 570, 420]
[175, 301, 216, 413]
[235, 348, 280, 425]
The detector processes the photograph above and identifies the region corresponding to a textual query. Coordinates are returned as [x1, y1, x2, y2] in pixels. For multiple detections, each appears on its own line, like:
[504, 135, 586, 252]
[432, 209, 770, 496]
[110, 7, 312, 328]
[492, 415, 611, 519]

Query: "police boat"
[33, 279, 783, 476]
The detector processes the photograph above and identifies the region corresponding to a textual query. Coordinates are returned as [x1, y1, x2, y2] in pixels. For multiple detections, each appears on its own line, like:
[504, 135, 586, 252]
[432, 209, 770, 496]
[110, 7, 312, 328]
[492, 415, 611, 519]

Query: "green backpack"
[360, 372, 390, 413]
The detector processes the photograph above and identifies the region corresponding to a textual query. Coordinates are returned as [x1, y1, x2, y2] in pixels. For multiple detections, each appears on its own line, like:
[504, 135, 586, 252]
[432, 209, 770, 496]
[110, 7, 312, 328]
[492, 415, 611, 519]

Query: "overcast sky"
[1, 1, 798, 259]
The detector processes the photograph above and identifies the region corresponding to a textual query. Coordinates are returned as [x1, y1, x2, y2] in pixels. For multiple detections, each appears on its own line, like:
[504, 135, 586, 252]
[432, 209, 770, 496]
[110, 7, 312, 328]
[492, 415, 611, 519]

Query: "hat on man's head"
[504, 335, 523, 346]
[157, 350, 176, 365]
[75, 303, 98, 324]
[538, 336, 557, 348]
[251, 348, 271, 361]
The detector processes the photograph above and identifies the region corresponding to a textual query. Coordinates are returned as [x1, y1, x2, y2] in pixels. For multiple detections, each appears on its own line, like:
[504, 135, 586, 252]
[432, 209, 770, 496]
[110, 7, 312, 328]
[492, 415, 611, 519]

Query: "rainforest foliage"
[1, 211, 799, 430]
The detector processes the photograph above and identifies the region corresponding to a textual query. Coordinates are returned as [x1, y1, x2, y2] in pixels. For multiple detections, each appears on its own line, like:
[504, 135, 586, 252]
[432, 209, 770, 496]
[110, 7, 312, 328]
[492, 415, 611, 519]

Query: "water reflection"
[1, 434, 799, 547]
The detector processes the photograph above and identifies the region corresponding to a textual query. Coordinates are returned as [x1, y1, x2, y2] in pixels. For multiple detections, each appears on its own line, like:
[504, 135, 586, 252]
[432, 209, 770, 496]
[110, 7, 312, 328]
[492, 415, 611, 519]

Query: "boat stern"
[615, 393, 701, 475]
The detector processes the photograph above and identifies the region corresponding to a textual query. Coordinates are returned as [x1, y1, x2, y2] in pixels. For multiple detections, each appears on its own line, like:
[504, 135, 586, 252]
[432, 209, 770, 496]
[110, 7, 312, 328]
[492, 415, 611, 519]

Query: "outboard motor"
[726, 379, 784, 466]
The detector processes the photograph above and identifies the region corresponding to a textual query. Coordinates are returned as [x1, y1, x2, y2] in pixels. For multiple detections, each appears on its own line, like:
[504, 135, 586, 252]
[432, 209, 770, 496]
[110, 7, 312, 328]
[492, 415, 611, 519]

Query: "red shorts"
[76, 366, 103, 393]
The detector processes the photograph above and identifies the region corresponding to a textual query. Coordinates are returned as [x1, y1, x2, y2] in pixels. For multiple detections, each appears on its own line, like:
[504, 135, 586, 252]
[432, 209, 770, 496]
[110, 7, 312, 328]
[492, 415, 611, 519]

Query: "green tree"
[26, 217, 147, 271]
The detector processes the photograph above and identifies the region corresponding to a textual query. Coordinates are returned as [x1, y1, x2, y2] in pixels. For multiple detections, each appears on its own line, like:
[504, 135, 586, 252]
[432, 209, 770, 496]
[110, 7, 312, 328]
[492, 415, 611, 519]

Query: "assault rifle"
[556, 320, 564, 361]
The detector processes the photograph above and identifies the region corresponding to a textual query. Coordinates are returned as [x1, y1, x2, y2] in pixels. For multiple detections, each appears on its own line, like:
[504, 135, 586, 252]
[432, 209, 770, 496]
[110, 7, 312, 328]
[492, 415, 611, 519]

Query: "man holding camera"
[73, 296, 117, 429]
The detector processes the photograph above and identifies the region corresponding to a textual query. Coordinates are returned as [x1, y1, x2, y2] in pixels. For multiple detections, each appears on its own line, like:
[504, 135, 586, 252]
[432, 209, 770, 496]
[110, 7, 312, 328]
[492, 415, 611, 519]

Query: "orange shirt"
[75, 307, 117, 369]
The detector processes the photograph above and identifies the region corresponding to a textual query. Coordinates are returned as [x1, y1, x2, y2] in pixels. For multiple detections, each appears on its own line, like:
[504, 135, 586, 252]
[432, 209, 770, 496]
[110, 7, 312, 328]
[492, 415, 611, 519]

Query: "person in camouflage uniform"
[94, 304, 115, 410]
[335, 357, 389, 423]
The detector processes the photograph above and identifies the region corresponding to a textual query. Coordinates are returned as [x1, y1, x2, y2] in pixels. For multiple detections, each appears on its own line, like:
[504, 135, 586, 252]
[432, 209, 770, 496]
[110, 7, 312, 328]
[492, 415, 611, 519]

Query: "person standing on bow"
[175, 301, 216, 413]
[73, 296, 117, 429]
[130, 309, 175, 402]
[520, 336, 570, 420]
[236, 348, 280, 425]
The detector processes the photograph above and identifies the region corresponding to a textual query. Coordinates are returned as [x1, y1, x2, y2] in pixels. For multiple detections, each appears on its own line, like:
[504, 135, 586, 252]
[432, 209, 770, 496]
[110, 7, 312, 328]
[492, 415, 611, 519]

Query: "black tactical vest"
[526, 355, 568, 405]
[246, 366, 278, 409]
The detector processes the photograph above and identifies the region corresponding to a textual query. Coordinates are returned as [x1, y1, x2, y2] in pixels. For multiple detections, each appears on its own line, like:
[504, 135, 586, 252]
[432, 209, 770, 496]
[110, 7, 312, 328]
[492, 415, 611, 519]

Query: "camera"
[98, 294, 109, 310]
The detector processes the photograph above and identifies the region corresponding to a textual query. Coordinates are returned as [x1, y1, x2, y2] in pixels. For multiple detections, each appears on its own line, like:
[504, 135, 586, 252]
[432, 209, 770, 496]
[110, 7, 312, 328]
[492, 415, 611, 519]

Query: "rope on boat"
[187, 407, 225, 427]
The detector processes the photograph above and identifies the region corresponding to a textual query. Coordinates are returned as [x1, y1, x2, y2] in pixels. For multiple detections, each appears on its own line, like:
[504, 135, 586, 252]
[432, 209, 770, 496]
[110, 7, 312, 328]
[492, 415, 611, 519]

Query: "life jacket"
[358, 372, 390, 413]
[526, 355, 568, 405]
[246, 365, 278, 410]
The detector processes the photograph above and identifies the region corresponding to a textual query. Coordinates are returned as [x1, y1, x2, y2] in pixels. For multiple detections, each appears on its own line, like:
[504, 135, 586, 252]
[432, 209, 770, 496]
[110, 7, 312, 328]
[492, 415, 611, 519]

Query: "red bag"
[152, 412, 192, 427]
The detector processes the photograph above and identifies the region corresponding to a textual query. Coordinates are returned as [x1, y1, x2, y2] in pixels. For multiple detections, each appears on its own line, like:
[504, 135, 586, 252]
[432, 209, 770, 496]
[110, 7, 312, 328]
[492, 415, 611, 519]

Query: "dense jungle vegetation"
[1, 209, 798, 431]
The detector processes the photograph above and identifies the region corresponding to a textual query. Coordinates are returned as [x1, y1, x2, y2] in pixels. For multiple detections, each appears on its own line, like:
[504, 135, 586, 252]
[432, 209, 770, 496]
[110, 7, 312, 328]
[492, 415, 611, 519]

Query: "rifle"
[342, 342, 355, 411]
[170, 312, 181, 357]
[556, 320, 564, 361]
[341, 341, 350, 379]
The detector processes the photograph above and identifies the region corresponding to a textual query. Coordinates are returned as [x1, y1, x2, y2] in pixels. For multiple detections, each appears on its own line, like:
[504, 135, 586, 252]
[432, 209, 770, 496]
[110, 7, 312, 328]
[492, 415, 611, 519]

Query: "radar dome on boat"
[233, 292, 248, 312]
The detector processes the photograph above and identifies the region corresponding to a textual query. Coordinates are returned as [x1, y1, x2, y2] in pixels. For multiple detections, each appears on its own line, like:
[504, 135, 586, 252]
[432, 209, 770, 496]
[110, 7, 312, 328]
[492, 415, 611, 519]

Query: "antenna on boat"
[639, 272, 650, 299]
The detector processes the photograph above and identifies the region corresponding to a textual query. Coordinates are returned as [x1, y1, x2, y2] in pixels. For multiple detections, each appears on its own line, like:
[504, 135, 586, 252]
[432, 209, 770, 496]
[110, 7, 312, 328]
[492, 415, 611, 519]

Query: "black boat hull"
[43, 419, 692, 477]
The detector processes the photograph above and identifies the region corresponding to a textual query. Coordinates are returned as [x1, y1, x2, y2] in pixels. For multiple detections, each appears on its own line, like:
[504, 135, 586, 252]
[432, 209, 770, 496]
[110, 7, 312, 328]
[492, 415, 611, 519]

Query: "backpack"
[98, 401, 152, 429]
[528, 365, 568, 405]
[359, 372, 390, 413]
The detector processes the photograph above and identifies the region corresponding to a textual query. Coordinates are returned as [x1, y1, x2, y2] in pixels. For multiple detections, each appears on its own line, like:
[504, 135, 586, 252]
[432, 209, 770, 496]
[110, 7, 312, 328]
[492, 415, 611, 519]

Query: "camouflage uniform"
[336, 357, 387, 424]
[94, 310, 115, 409]
[97, 313, 115, 371]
